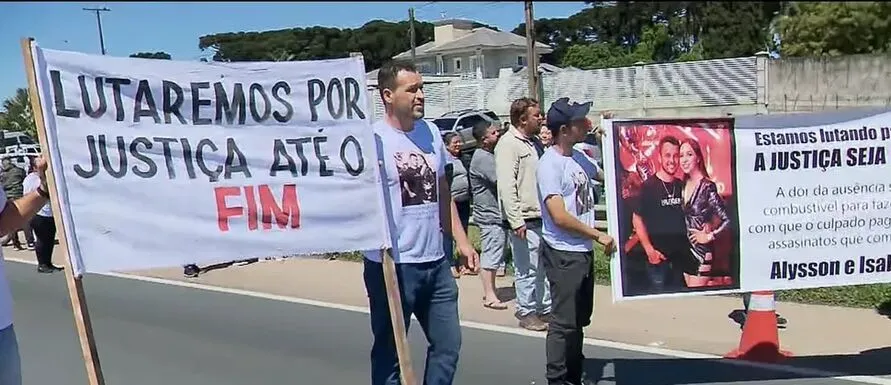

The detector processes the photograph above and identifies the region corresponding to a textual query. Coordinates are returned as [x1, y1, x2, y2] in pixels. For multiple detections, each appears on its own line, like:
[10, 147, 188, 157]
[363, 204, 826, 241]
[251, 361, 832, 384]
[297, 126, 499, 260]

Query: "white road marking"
[8, 257, 890, 385]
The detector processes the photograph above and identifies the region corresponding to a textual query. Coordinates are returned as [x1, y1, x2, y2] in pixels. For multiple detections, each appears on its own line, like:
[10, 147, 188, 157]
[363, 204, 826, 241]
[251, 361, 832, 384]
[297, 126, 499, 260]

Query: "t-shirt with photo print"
[537, 147, 600, 252]
[363, 119, 447, 264]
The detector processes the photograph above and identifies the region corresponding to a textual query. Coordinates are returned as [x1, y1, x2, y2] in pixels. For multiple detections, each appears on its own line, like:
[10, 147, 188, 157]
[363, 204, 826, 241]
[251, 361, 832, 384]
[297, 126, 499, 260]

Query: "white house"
[370, 19, 554, 80]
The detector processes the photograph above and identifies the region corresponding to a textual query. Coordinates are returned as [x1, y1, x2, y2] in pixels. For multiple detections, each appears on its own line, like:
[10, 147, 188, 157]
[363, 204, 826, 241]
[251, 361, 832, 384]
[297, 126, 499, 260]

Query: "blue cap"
[546, 97, 592, 131]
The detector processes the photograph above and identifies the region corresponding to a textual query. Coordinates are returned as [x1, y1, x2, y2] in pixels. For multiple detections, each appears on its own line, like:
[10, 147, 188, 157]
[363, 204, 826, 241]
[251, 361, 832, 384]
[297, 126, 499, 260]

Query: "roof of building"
[393, 26, 552, 59]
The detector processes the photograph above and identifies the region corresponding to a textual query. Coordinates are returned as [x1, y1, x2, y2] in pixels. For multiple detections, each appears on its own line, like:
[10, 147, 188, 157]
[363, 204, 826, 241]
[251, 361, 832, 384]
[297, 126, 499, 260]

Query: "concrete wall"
[767, 54, 891, 113]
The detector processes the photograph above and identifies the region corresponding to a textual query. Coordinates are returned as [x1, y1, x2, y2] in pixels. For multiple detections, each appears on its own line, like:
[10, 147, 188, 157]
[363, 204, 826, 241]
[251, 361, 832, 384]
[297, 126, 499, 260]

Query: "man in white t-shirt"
[536, 98, 615, 385]
[0, 155, 52, 385]
[362, 61, 479, 385]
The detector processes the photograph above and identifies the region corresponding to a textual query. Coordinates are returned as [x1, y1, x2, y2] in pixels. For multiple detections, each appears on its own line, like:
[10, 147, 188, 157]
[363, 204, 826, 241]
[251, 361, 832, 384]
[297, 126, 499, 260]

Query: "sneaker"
[517, 312, 547, 331]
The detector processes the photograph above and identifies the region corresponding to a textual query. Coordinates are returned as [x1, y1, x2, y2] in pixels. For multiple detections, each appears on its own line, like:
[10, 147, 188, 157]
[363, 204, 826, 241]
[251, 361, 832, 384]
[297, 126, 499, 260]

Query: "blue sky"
[0, 1, 589, 101]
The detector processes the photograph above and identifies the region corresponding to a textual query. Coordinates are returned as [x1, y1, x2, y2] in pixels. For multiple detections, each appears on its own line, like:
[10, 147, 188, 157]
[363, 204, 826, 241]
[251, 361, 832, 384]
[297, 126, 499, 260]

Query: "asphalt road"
[5, 260, 885, 385]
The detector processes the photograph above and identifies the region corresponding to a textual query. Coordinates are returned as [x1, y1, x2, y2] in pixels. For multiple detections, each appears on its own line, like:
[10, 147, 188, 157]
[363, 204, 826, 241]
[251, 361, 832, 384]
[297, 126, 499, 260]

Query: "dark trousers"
[541, 242, 594, 385]
[31, 215, 55, 267]
[363, 256, 462, 385]
[448, 200, 471, 267]
[455, 200, 470, 230]
[22, 221, 34, 245]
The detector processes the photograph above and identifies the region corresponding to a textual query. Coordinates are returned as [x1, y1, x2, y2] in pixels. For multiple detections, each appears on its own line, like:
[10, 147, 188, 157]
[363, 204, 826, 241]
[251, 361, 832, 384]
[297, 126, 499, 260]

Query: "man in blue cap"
[537, 97, 615, 385]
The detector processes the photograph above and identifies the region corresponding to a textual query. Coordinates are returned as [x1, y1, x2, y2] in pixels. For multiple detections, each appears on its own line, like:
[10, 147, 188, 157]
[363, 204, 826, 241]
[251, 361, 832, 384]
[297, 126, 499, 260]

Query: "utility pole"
[409, 7, 417, 63]
[524, 0, 538, 99]
[83, 7, 111, 55]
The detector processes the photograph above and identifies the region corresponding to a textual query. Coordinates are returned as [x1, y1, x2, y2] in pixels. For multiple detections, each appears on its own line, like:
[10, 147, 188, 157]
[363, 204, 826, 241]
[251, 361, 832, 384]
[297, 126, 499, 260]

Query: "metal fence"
[367, 55, 763, 120]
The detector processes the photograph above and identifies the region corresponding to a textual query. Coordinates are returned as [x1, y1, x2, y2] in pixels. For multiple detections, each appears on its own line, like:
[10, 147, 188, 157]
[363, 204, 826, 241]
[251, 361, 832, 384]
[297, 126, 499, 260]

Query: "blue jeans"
[0, 325, 22, 385]
[646, 262, 672, 291]
[508, 223, 552, 317]
[363, 257, 462, 385]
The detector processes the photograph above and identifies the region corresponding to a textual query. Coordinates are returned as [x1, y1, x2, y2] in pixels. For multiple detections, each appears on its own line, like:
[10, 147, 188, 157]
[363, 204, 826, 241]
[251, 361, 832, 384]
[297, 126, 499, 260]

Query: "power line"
[83, 7, 111, 55]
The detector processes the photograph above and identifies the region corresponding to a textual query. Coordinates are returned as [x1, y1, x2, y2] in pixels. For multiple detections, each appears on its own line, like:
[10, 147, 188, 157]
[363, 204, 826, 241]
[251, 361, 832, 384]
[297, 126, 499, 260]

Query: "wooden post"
[524, 0, 538, 99]
[381, 249, 416, 385]
[409, 7, 417, 63]
[19, 37, 106, 385]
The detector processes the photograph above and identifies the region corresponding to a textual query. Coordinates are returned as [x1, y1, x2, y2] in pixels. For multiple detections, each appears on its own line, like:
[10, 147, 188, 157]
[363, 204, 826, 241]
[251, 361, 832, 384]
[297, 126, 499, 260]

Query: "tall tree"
[696, 2, 784, 59]
[777, 1, 891, 57]
[520, 1, 784, 69]
[197, 19, 499, 70]
[0, 88, 36, 139]
[129, 51, 172, 60]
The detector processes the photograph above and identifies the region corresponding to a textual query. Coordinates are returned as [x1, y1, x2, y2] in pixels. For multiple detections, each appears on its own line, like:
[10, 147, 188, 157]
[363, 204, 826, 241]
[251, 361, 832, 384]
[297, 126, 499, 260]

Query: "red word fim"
[214, 184, 301, 232]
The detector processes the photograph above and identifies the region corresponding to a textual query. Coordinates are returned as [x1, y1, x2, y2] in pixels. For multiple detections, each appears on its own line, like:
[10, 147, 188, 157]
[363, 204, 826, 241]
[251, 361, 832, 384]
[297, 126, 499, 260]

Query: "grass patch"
[328, 225, 891, 310]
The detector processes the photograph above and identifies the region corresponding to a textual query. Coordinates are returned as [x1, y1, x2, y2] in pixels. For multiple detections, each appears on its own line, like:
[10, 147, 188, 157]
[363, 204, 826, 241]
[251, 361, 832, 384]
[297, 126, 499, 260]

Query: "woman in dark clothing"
[678, 139, 730, 288]
[22, 157, 62, 273]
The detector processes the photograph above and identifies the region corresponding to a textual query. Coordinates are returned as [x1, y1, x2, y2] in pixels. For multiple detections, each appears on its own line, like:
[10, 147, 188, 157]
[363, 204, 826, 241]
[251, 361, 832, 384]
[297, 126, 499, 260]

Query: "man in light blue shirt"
[362, 60, 479, 385]
[536, 97, 615, 385]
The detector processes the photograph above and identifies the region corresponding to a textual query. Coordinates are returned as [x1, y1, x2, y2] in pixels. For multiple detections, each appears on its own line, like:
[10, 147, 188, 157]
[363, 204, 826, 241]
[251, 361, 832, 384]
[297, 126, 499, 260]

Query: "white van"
[0, 153, 37, 172]
[0, 131, 40, 155]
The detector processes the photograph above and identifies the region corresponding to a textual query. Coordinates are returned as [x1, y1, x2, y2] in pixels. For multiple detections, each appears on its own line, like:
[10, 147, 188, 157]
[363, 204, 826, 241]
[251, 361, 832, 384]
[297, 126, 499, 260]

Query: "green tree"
[777, 1, 891, 57]
[200, 20, 414, 70]
[198, 19, 501, 70]
[559, 23, 673, 69]
[0, 88, 37, 139]
[695, 2, 784, 59]
[129, 51, 172, 60]
[522, 1, 784, 68]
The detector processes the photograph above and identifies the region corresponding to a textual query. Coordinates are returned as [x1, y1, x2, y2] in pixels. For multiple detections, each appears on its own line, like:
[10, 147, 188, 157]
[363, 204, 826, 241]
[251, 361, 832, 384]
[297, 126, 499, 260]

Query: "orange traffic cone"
[725, 291, 793, 363]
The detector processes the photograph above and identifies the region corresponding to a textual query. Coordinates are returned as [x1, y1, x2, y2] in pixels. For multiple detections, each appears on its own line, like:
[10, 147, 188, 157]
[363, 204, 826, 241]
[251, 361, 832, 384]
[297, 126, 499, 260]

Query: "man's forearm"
[0, 190, 49, 235]
[494, 148, 523, 229]
[439, 176, 453, 236]
[631, 213, 655, 251]
[555, 212, 602, 240]
[498, 191, 524, 229]
[544, 198, 603, 240]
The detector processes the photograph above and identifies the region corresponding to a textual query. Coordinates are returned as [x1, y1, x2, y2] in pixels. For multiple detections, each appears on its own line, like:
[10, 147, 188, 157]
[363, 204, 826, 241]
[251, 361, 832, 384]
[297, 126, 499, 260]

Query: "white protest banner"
[602, 113, 891, 301]
[29, 45, 391, 275]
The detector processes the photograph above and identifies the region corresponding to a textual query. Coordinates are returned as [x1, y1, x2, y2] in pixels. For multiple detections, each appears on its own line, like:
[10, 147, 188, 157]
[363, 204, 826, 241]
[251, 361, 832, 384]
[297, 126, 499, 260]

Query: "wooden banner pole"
[359, 47, 416, 385]
[381, 248, 417, 385]
[19, 37, 107, 385]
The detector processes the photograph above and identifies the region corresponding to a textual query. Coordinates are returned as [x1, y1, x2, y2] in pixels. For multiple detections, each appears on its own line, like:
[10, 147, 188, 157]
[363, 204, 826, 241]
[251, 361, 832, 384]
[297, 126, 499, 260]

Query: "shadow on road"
[200, 258, 259, 275]
[495, 286, 517, 302]
[583, 347, 891, 384]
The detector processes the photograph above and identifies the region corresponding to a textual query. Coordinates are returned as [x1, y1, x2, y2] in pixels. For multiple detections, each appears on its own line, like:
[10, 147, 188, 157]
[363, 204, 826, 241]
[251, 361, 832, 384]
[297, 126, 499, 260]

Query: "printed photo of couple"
[395, 151, 438, 207]
[610, 119, 741, 298]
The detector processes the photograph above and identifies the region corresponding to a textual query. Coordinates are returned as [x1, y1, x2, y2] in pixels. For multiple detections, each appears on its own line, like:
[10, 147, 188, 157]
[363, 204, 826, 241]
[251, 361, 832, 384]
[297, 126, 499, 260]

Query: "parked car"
[428, 109, 502, 152]
[0, 152, 37, 172]
[0, 130, 40, 155]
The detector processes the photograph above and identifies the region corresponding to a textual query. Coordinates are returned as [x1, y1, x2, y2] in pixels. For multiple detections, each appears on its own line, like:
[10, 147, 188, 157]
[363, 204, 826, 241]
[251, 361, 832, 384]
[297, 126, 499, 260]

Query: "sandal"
[482, 300, 508, 310]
